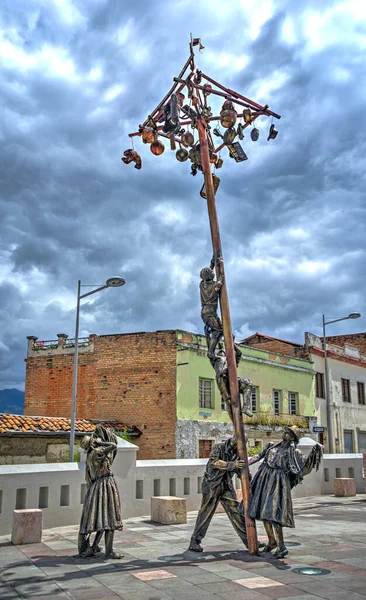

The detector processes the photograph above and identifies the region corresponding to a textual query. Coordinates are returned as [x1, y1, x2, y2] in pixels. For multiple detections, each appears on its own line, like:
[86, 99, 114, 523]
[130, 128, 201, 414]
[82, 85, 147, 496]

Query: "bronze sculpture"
[188, 437, 249, 552]
[246, 425, 322, 558]
[78, 425, 123, 559]
[210, 343, 253, 421]
[200, 256, 224, 357]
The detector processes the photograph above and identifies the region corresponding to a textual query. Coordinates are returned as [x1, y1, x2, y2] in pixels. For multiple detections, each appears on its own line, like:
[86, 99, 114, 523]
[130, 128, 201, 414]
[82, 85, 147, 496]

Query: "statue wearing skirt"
[78, 425, 123, 559]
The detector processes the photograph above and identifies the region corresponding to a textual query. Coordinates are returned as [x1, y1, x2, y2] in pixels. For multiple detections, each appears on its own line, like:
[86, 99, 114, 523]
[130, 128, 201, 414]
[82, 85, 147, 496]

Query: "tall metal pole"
[69, 280, 81, 461]
[323, 315, 333, 454]
[197, 118, 258, 555]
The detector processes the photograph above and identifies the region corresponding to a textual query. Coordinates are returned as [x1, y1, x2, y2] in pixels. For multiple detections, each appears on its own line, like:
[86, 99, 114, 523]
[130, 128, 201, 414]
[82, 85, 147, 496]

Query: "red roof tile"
[0, 414, 141, 437]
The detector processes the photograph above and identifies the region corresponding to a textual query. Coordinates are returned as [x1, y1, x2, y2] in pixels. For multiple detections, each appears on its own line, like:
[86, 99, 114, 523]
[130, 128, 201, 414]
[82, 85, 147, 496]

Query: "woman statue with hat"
[246, 425, 322, 559]
[78, 425, 123, 559]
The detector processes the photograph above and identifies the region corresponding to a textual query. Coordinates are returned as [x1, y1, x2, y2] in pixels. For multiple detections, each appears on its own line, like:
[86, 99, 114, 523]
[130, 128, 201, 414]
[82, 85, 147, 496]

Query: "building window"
[199, 378, 213, 409]
[315, 373, 325, 398]
[221, 396, 226, 411]
[251, 387, 259, 413]
[288, 392, 297, 415]
[198, 439, 214, 458]
[357, 382, 365, 405]
[341, 378, 351, 403]
[273, 390, 281, 415]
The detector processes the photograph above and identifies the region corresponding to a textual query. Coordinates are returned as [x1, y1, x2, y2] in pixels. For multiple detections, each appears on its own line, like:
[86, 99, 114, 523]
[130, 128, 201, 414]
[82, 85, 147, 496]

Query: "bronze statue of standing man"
[78, 425, 123, 559]
[188, 437, 249, 552]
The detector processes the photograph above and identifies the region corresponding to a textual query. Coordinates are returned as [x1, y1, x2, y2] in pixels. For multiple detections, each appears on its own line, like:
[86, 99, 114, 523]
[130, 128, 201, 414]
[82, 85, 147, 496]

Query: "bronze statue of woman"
[78, 425, 123, 559]
[246, 426, 322, 558]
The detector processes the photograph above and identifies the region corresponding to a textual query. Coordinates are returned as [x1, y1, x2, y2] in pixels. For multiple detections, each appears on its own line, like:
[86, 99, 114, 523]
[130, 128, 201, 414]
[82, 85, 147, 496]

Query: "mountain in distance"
[0, 388, 24, 414]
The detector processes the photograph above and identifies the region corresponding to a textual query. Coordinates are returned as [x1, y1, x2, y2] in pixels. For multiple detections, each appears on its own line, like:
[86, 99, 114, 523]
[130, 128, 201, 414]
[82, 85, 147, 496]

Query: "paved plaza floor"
[0, 495, 365, 599]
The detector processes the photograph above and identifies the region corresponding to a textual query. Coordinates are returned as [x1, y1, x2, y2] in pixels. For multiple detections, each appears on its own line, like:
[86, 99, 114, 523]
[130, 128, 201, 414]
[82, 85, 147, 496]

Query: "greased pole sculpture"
[123, 37, 281, 555]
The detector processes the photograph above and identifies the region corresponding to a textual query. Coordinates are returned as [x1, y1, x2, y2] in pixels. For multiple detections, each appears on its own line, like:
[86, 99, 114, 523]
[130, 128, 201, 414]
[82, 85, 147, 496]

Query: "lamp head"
[348, 312, 361, 319]
[106, 277, 125, 288]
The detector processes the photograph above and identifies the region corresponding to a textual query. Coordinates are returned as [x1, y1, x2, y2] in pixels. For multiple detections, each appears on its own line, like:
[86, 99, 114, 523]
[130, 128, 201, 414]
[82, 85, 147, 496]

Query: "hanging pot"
[150, 140, 165, 155]
[243, 108, 252, 124]
[141, 126, 155, 144]
[267, 124, 278, 141]
[215, 157, 224, 169]
[181, 131, 194, 147]
[251, 127, 259, 141]
[176, 148, 189, 162]
[223, 127, 237, 145]
[220, 100, 237, 128]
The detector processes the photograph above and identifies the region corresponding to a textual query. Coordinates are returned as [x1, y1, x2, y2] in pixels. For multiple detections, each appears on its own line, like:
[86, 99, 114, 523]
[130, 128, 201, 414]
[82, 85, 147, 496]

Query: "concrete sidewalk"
[0, 495, 365, 599]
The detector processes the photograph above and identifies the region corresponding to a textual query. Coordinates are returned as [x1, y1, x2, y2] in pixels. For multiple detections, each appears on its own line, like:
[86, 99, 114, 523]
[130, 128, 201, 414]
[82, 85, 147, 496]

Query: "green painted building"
[175, 330, 316, 458]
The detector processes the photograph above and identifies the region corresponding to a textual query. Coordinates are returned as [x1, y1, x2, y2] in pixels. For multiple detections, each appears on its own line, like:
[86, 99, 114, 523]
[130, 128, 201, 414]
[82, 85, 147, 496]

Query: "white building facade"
[305, 333, 366, 453]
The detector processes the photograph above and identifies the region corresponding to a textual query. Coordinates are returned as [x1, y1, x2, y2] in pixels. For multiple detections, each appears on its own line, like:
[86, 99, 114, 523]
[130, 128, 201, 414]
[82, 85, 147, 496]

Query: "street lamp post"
[322, 312, 360, 454]
[69, 276, 125, 461]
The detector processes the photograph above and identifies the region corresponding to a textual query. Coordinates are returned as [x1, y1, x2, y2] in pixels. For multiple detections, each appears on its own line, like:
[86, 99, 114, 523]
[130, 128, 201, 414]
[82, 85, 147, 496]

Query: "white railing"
[321, 453, 364, 494]
[0, 440, 364, 536]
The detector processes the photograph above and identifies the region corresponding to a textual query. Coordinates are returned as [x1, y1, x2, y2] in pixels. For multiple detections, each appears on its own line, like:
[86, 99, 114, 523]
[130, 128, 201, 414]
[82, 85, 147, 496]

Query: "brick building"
[25, 331, 177, 460]
[24, 329, 316, 460]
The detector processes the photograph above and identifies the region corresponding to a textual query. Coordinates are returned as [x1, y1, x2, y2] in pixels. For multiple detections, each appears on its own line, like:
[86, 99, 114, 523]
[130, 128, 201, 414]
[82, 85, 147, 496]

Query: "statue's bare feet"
[105, 550, 123, 559]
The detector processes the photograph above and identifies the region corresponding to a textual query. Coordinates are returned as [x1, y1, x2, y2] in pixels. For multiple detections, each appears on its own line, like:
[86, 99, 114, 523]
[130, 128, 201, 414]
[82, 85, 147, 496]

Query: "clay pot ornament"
[176, 147, 189, 162]
[243, 108, 252, 124]
[141, 126, 155, 144]
[181, 131, 194, 147]
[220, 100, 237, 128]
[150, 139, 165, 155]
[223, 127, 237, 145]
[267, 124, 278, 141]
[251, 127, 259, 141]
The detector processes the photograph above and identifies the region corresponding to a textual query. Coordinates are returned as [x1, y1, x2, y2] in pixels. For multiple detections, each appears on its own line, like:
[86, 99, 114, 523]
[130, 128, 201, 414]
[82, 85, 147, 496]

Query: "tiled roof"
[0, 414, 141, 437]
[240, 332, 303, 346]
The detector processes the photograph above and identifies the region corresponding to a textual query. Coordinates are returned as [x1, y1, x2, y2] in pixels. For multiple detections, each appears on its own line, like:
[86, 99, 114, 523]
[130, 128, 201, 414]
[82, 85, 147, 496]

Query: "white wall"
[0, 439, 363, 536]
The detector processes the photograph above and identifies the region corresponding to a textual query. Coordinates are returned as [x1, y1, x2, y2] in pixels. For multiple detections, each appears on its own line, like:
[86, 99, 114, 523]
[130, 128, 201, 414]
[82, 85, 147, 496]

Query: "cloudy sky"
[1, 0, 365, 390]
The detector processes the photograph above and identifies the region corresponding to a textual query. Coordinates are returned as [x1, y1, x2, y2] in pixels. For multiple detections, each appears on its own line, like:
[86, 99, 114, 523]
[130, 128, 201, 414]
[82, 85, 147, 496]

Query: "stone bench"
[333, 478, 356, 497]
[151, 496, 187, 524]
[11, 509, 42, 545]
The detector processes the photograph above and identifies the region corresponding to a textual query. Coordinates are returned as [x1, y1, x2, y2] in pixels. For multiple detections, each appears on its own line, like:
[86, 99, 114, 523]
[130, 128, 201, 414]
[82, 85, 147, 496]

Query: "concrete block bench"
[151, 496, 187, 524]
[11, 509, 42, 545]
[333, 478, 356, 497]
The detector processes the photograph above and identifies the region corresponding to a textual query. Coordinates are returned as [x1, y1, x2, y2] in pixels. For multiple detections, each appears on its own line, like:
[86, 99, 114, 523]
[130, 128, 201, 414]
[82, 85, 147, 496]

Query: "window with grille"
[341, 378, 351, 403]
[357, 382, 365, 405]
[251, 387, 258, 413]
[199, 378, 213, 409]
[221, 396, 226, 411]
[315, 373, 325, 398]
[273, 390, 281, 415]
[288, 392, 297, 415]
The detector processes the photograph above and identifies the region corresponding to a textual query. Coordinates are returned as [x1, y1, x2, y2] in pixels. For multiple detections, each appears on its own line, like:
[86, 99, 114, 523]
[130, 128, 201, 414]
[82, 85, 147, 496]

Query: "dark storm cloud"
[0, 0, 365, 389]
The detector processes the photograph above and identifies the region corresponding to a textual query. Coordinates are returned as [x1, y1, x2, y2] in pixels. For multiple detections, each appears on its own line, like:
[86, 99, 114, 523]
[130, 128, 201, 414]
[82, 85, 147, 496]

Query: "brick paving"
[0, 495, 365, 599]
